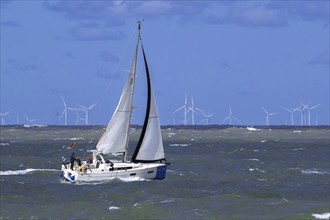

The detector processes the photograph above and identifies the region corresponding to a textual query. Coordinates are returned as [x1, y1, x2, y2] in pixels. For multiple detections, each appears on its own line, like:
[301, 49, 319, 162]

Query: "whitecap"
[69, 138, 84, 140]
[169, 143, 190, 147]
[293, 148, 305, 151]
[246, 127, 260, 131]
[0, 168, 59, 176]
[312, 213, 330, 219]
[249, 168, 266, 173]
[109, 206, 121, 210]
[247, 158, 260, 161]
[160, 198, 175, 204]
[117, 176, 149, 182]
[0, 143, 9, 146]
[302, 169, 329, 175]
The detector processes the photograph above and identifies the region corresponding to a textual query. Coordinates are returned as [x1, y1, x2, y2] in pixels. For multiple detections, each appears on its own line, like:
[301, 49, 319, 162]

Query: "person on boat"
[87, 155, 93, 164]
[70, 152, 76, 170]
[76, 157, 82, 166]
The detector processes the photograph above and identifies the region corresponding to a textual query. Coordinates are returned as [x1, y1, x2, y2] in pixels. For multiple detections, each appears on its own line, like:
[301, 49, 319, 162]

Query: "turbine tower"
[172, 93, 188, 125]
[0, 111, 11, 125]
[77, 103, 97, 125]
[222, 105, 241, 125]
[261, 106, 278, 126]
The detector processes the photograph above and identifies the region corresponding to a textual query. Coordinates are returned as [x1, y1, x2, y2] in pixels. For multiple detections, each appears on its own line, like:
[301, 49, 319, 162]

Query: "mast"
[123, 21, 141, 162]
[95, 21, 140, 158]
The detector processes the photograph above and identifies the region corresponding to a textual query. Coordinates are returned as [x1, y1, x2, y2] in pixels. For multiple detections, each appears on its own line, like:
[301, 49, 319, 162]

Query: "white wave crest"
[247, 158, 260, 161]
[109, 206, 121, 210]
[246, 127, 260, 131]
[0, 168, 59, 176]
[249, 168, 266, 173]
[302, 169, 330, 175]
[117, 176, 149, 182]
[312, 213, 330, 219]
[160, 198, 175, 203]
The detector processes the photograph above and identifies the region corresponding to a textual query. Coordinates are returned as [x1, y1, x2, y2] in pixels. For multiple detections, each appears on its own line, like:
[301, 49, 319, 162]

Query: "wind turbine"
[186, 95, 205, 126]
[172, 93, 188, 125]
[294, 106, 304, 126]
[72, 108, 85, 125]
[59, 96, 74, 126]
[282, 107, 296, 125]
[200, 112, 215, 125]
[77, 103, 97, 125]
[261, 106, 278, 126]
[300, 103, 320, 126]
[0, 111, 11, 125]
[24, 114, 36, 125]
[222, 105, 241, 125]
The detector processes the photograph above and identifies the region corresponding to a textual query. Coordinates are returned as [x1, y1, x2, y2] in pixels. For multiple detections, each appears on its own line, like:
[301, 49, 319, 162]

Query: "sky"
[1, 0, 329, 126]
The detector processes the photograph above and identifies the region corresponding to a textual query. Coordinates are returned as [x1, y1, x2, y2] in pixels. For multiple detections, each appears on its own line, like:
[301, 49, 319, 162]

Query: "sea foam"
[312, 213, 330, 219]
[0, 168, 59, 176]
[302, 169, 329, 175]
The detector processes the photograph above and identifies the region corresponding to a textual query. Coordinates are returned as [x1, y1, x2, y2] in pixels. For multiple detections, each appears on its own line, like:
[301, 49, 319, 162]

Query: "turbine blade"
[261, 106, 268, 114]
[61, 96, 67, 107]
[88, 103, 98, 110]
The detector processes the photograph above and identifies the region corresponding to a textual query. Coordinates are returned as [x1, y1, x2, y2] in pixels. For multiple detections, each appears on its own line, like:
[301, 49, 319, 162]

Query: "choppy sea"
[0, 125, 329, 220]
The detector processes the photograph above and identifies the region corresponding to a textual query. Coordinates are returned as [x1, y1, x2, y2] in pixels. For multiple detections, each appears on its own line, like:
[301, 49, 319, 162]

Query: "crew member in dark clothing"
[76, 157, 82, 166]
[70, 152, 76, 170]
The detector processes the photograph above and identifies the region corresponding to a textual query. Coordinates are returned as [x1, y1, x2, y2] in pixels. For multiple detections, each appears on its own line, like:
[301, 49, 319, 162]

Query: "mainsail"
[96, 27, 140, 156]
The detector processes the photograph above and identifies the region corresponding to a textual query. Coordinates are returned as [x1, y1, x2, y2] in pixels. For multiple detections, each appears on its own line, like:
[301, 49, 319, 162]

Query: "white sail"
[133, 85, 165, 161]
[96, 36, 139, 155]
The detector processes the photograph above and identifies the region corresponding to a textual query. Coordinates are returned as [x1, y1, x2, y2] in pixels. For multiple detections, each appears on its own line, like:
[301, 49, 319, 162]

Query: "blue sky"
[1, 0, 329, 126]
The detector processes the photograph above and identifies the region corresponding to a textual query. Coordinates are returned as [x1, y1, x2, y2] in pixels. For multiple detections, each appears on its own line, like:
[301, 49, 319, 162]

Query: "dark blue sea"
[0, 125, 329, 220]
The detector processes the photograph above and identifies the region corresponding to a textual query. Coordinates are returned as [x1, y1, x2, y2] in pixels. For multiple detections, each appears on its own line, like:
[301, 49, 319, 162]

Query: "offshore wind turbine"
[261, 106, 278, 126]
[295, 107, 304, 126]
[301, 103, 320, 126]
[172, 93, 188, 125]
[282, 107, 296, 125]
[72, 108, 85, 125]
[186, 95, 205, 126]
[77, 103, 97, 125]
[200, 112, 215, 125]
[222, 105, 241, 125]
[0, 111, 11, 125]
[59, 96, 75, 126]
[24, 114, 36, 125]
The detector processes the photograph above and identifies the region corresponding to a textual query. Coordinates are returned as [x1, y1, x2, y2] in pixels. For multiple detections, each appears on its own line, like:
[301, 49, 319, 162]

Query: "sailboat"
[61, 21, 167, 182]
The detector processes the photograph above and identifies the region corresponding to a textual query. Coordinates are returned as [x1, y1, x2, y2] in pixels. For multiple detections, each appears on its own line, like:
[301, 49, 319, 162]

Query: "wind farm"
[0, 94, 325, 127]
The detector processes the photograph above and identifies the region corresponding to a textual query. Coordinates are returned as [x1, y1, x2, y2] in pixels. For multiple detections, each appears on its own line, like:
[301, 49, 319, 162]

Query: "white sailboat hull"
[61, 161, 166, 182]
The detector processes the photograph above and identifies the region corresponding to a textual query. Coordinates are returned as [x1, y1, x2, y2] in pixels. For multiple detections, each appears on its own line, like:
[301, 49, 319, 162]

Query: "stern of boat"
[154, 164, 167, 180]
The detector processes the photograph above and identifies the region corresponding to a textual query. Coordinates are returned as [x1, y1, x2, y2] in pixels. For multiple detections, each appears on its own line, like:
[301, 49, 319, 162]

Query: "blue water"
[0, 126, 329, 219]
